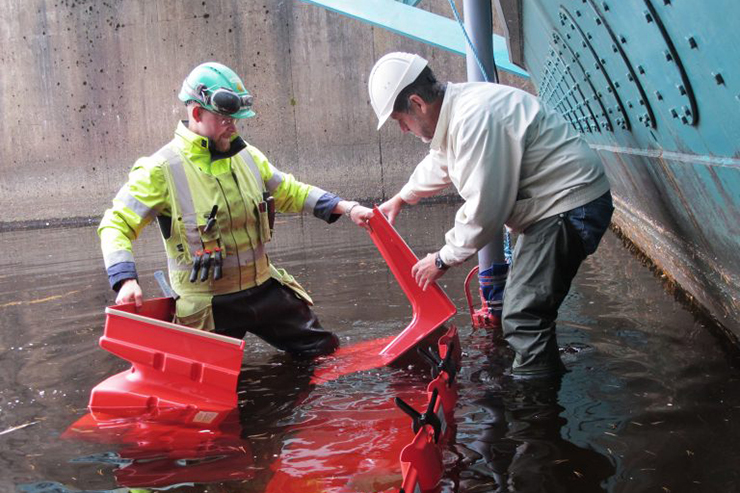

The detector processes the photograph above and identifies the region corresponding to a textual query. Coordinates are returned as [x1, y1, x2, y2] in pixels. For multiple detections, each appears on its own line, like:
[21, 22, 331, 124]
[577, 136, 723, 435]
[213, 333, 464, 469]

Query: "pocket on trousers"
[565, 192, 614, 255]
[174, 300, 215, 332]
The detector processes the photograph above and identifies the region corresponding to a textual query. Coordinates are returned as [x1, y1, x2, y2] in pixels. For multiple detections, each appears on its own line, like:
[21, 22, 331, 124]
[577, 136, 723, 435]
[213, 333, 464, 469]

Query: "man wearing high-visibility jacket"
[99, 62, 372, 358]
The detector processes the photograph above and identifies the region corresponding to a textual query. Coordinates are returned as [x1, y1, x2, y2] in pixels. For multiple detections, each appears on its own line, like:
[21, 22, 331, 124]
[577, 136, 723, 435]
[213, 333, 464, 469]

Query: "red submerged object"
[62, 410, 255, 488]
[90, 297, 245, 425]
[264, 326, 461, 493]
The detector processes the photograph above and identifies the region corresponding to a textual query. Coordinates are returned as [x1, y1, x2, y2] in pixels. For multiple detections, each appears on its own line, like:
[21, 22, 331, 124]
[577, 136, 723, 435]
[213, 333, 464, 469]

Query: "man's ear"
[408, 94, 427, 114]
[191, 105, 204, 123]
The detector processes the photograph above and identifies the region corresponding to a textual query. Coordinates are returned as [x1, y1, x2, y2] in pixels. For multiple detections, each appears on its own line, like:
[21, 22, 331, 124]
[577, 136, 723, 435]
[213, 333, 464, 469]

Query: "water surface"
[1, 203, 738, 492]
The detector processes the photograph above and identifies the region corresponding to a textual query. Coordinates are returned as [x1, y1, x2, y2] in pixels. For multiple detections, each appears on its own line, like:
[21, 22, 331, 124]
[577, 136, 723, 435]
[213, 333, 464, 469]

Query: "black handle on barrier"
[417, 339, 457, 385]
[394, 387, 441, 443]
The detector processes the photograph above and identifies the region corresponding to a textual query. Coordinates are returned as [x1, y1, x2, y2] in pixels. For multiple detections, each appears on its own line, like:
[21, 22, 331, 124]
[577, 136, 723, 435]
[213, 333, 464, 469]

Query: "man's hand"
[412, 253, 447, 291]
[348, 204, 374, 230]
[338, 201, 374, 230]
[116, 279, 143, 308]
[378, 194, 407, 225]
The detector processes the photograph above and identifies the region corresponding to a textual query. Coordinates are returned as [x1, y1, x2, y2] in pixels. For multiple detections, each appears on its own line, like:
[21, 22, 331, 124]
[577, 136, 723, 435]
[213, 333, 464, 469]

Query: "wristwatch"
[434, 252, 449, 270]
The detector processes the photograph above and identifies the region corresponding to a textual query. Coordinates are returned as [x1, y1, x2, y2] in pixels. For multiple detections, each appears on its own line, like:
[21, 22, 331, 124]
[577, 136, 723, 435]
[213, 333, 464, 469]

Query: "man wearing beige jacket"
[369, 52, 614, 378]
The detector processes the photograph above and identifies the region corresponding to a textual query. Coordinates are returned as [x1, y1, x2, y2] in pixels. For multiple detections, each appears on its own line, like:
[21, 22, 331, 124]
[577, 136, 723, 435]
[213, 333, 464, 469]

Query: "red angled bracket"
[369, 206, 457, 360]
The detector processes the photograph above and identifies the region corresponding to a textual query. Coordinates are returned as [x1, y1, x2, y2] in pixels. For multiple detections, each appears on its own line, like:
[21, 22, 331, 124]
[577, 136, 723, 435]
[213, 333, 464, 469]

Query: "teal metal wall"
[519, 0, 740, 338]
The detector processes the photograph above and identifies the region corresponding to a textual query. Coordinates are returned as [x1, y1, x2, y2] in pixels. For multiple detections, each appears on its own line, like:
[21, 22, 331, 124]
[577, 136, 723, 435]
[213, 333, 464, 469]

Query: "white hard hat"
[368, 52, 428, 129]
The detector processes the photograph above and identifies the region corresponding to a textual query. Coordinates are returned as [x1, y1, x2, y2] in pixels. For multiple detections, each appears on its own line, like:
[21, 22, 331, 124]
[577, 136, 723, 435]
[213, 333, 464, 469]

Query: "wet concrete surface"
[1, 203, 738, 492]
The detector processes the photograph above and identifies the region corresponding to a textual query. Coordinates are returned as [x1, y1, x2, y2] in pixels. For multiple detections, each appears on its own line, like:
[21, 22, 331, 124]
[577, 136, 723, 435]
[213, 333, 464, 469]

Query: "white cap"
[368, 52, 428, 129]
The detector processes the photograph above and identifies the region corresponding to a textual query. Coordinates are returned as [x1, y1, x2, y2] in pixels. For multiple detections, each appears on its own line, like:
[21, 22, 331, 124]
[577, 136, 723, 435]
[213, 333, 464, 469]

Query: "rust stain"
[610, 221, 740, 350]
[653, 153, 712, 252]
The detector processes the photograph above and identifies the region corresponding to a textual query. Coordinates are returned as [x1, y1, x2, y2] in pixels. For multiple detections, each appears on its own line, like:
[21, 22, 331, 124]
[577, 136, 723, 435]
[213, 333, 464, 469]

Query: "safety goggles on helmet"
[196, 85, 253, 116]
[179, 62, 256, 119]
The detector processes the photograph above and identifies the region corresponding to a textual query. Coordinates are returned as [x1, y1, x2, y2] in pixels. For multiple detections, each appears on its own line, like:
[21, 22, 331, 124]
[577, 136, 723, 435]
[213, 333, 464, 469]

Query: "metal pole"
[463, 0, 505, 268]
[463, 0, 498, 83]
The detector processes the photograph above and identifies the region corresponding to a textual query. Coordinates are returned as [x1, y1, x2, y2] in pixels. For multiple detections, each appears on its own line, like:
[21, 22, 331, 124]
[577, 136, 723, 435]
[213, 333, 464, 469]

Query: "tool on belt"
[204, 205, 219, 233]
[190, 205, 224, 283]
[261, 192, 275, 231]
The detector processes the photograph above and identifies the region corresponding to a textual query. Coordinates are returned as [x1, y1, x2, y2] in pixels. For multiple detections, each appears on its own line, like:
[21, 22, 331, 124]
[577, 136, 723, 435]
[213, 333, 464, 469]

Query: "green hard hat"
[178, 62, 256, 119]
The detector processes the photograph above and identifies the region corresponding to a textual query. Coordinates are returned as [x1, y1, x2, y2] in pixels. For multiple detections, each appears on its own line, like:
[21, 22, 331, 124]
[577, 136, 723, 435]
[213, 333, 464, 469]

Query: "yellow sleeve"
[245, 144, 329, 215]
[98, 156, 170, 287]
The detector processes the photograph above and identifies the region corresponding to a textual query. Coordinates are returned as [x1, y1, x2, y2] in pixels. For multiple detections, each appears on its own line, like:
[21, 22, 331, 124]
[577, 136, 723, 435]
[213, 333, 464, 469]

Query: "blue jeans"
[564, 191, 614, 256]
[503, 191, 614, 377]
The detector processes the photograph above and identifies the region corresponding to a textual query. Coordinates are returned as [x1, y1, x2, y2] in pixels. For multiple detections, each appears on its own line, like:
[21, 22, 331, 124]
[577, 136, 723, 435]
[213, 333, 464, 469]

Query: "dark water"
[1, 203, 738, 493]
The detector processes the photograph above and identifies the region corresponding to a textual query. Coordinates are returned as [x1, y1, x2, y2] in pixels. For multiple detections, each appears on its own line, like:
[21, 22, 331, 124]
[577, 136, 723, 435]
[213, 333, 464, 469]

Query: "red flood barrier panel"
[90, 297, 245, 424]
[264, 326, 461, 493]
[312, 207, 457, 384]
[64, 327, 462, 492]
[369, 207, 457, 360]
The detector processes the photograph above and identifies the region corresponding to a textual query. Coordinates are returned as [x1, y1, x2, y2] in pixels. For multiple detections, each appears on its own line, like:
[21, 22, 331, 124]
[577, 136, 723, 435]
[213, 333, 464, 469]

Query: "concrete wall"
[0, 0, 530, 224]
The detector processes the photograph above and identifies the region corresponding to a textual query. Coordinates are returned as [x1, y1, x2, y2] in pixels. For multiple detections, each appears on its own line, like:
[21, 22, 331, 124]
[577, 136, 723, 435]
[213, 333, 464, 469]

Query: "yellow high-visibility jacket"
[99, 121, 341, 329]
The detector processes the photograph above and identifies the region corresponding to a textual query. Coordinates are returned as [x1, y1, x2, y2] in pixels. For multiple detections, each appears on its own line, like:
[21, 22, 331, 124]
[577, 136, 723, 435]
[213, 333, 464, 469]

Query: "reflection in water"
[453, 335, 614, 493]
[463, 377, 613, 492]
[17, 482, 139, 493]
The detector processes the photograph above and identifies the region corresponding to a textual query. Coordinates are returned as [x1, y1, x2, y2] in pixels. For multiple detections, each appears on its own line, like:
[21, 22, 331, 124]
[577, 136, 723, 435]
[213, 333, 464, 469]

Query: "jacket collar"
[173, 121, 247, 173]
[430, 82, 456, 152]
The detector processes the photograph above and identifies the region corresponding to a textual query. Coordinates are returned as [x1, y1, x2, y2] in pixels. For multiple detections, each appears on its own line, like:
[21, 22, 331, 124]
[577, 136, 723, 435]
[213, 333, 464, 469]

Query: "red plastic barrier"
[90, 297, 245, 424]
[263, 327, 460, 492]
[399, 430, 444, 493]
[262, 385, 430, 493]
[312, 207, 457, 384]
[67, 326, 461, 492]
[369, 206, 457, 360]
[430, 326, 460, 435]
[438, 325, 462, 374]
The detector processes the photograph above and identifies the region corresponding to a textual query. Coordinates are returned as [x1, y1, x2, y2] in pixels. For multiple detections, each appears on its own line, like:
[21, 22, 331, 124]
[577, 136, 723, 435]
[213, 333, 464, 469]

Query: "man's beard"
[215, 135, 232, 152]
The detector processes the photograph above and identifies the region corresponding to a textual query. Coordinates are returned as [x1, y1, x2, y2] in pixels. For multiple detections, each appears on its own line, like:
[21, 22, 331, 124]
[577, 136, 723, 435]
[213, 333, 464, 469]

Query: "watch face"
[435, 255, 445, 270]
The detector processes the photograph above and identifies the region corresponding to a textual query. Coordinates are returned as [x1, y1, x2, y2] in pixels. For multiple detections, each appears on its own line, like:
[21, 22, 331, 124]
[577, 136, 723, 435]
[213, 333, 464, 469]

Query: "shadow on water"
[3, 203, 740, 492]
